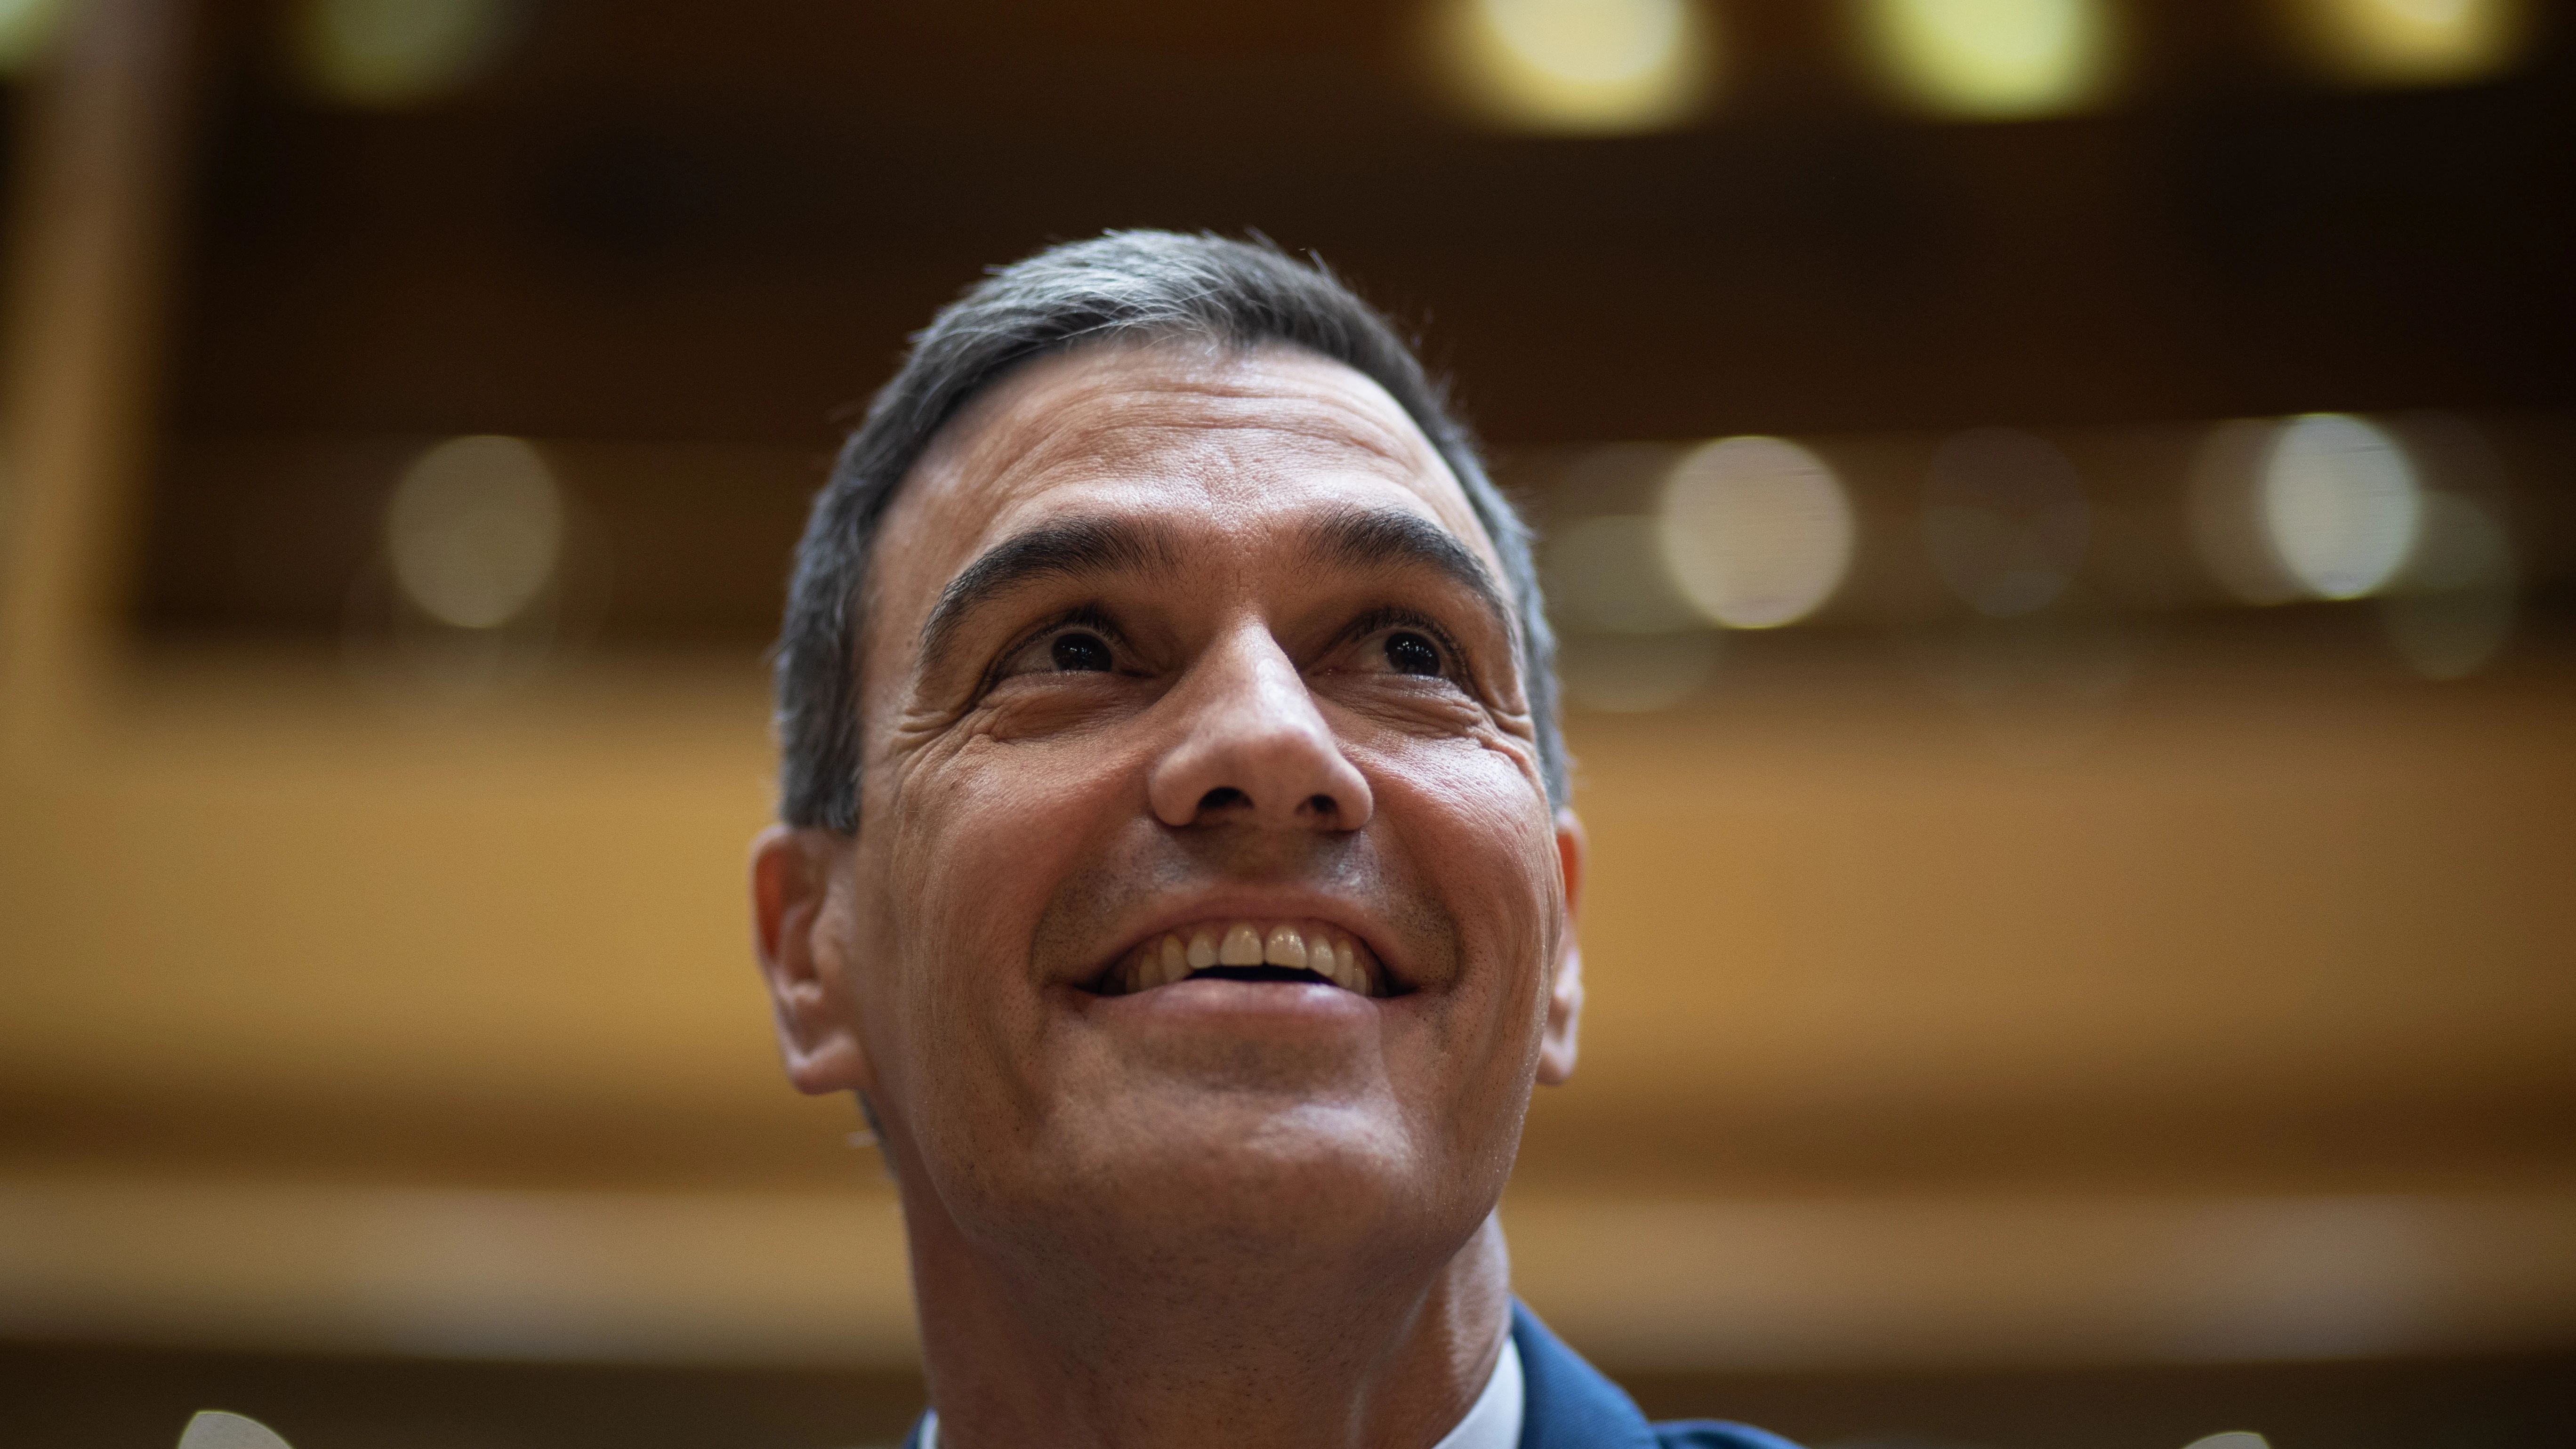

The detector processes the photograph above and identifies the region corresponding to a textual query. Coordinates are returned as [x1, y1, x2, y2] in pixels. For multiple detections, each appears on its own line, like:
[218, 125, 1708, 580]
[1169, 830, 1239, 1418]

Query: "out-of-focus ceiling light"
[1433, 0, 1714, 135]
[0, 0, 71, 74]
[1659, 436, 1856, 628]
[180, 1412, 293, 1449]
[2259, 413, 2422, 600]
[1860, 0, 2114, 120]
[1920, 427, 2089, 618]
[290, 0, 521, 108]
[386, 435, 563, 628]
[2283, 0, 2530, 87]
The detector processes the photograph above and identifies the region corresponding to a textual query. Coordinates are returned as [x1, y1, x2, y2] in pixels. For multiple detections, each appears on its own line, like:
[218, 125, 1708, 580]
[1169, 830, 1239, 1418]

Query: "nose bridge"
[1146, 617, 1373, 830]
[1208, 619, 1314, 729]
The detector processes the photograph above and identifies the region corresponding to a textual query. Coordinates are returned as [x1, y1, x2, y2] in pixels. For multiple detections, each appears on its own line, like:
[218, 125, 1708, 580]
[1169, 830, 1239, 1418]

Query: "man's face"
[765, 342, 1579, 1286]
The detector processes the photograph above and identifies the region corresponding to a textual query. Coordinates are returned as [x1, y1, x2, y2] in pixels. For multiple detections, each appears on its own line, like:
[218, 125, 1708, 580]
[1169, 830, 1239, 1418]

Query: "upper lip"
[1084, 889, 1400, 991]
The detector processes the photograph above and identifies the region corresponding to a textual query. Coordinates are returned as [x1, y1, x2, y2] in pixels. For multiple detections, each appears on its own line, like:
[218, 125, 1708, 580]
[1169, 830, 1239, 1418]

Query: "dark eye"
[1385, 631, 1443, 676]
[1050, 631, 1114, 672]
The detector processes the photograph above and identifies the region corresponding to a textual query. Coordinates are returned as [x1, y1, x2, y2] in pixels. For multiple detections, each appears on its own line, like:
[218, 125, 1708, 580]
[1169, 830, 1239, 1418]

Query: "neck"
[905, 1192, 1513, 1449]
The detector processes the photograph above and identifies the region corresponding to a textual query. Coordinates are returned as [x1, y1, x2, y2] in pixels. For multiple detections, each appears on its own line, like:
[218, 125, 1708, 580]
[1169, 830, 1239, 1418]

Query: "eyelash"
[984, 607, 1126, 689]
[1341, 606, 1470, 684]
[979, 604, 1474, 695]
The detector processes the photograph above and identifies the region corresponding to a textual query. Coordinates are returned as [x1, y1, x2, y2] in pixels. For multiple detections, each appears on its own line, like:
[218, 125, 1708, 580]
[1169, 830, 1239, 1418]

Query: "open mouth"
[1094, 918, 1388, 998]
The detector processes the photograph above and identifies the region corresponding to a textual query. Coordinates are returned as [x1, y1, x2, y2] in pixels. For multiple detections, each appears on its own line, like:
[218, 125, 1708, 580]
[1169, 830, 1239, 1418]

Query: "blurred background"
[1, 0, 2571, 1445]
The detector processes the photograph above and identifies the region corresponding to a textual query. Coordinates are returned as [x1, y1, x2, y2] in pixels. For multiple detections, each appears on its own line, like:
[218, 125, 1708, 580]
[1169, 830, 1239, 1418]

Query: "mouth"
[1091, 918, 1390, 998]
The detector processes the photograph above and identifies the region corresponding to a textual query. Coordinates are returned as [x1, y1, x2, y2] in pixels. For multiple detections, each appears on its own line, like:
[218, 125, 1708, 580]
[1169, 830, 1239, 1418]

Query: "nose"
[1146, 624, 1374, 832]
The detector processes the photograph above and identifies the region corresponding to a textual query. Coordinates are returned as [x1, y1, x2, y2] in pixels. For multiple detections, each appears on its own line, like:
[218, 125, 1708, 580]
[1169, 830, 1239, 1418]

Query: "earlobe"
[749, 825, 877, 1096]
[1537, 810, 1586, 1086]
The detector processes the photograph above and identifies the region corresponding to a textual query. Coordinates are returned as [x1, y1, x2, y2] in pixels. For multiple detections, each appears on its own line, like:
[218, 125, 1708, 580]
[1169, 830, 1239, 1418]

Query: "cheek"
[1374, 766, 1560, 1173]
[1365, 739, 1562, 1010]
[863, 738, 1135, 1157]
[1333, 687, 1551, 811]
[1360, 729, 1558, 896]
[879, 730, 1144, 998]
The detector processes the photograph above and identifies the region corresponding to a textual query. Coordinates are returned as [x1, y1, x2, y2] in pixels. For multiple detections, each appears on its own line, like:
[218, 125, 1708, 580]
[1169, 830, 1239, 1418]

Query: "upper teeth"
[1111, 920, 1380, 997]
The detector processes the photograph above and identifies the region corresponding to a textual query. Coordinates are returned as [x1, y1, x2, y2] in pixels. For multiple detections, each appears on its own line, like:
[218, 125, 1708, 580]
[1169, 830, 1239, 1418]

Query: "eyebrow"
[913, 503, 1514, 678]
[916, 515, 1184, 674]
[1302, 505, 1515, 644]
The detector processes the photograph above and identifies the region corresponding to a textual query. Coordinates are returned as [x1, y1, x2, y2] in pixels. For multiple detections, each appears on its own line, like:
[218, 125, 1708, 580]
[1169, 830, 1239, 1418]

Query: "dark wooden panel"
[135, 0, 2576, 637]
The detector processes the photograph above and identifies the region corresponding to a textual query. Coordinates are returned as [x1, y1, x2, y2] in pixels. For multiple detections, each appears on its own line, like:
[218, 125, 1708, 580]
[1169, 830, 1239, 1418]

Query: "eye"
[1383, 630, 1444, 676]
[1049, 630, 1114, 672]
[989, 610, 1131, 687]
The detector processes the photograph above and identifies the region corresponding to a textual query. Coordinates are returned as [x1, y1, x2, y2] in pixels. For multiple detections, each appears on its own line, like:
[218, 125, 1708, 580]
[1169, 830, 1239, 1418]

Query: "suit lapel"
[1511, 1300, 1660, 1449]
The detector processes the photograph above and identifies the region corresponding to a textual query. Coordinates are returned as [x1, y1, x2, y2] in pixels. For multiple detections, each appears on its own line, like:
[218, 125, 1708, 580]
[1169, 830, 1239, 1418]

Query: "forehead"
[877, 342, 1501, 606]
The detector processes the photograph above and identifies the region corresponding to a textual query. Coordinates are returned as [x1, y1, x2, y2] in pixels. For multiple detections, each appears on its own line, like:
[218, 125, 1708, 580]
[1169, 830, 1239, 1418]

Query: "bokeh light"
[2259, 413, 2422, 601]
[1921, 427, 2089, 618]
[2283, 0, 2530, 88]
[290, 0, 521, 108]
[1546, 514, 1705, 634]
[1859, 0, 2114, 120]
[180, 1412, 290, 1449]
[1658, 436, 1856, 628]
[0, 0, 70, 74]
[2189, 419, 2306, 606]
[2381, 490, 2515, 679]
[1433, 0, 1712, 135]
[385, 435, 563, 629]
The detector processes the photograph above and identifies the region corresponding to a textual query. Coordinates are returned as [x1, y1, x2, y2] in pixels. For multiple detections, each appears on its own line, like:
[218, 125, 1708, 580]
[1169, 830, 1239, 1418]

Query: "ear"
[1537, 809, 1586, 1087]
[750, 824, 877, 1096]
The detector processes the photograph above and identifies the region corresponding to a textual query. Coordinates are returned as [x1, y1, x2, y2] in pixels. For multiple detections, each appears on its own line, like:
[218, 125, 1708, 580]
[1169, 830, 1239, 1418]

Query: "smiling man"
[751, 233, 1794, 1449]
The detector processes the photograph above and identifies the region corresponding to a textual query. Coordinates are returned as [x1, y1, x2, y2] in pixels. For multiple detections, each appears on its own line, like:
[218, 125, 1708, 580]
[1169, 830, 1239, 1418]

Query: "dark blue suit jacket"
[900, 1300, 1801, 1448]
[1510, 1302, 1799, 1449]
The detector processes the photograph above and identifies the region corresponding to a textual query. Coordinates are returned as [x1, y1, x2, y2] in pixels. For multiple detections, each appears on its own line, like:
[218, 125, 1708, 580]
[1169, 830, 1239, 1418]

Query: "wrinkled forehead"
[877, 341, 1502, 613]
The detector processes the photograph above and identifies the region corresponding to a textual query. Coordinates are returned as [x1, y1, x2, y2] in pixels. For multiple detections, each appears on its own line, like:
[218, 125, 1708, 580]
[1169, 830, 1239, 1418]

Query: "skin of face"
[752, 341, 1585, 1449]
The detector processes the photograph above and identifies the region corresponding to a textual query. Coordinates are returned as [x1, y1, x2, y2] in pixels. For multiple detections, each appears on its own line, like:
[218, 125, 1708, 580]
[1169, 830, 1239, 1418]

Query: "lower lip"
[1080, 977, 1380, 1027]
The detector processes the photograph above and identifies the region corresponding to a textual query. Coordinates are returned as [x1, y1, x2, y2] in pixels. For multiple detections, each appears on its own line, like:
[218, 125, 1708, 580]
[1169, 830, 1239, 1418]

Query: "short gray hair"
[773, 231, 1566, 830]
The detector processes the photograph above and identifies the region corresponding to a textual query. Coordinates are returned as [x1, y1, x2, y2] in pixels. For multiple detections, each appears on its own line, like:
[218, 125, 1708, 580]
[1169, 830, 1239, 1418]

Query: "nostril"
[1306, 793, 1337, 822]
[1197, 787, 1249, 813]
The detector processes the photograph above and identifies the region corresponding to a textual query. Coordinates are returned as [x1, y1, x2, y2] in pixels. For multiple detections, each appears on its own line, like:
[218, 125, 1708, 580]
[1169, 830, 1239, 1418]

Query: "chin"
[1019, 1090, 1483, 1277]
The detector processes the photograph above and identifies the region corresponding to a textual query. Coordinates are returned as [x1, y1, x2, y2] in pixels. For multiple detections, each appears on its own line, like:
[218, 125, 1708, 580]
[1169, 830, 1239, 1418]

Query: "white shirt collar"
[916, 1332, 1523, 1449]
[1432, 1331, 1525, 1449]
